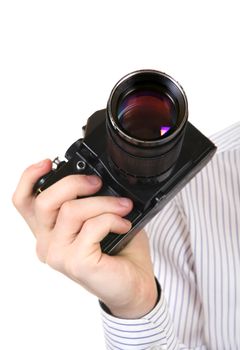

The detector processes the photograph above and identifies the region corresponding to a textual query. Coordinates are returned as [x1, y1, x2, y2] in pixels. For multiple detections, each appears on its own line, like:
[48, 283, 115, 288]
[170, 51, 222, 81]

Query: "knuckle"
[104, 213, 118, 224]
[83, 213, 117, 233]
[59, 201, 74, 219]
[82, 218, 95, 233]
[35, 242, 46, 263]
[23, 164, 33, 174]
[35, 194, 51, 214]
[45, 244, 63, 269]
[12, 191, 21, 208]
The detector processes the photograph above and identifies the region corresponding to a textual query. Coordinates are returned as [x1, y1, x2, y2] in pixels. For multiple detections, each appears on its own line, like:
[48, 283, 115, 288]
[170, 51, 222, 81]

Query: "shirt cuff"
[100, 279, 175, 349]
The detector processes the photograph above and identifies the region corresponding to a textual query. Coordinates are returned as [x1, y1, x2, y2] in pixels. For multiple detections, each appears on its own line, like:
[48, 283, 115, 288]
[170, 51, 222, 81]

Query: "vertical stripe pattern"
[101, 123, 240, 349]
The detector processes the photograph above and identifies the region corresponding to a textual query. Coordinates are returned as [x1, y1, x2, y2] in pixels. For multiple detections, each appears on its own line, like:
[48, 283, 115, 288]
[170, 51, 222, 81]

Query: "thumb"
[12, 159, 52, 214]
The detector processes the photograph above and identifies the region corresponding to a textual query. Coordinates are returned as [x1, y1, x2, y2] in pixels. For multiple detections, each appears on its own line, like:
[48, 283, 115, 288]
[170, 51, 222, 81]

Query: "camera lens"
[106, 70, 188, 183]
[117, 89, 177, 141]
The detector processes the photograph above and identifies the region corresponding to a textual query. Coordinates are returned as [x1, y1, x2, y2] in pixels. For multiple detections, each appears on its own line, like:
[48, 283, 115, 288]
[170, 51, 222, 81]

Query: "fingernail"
[118, 197, 132, 208]
[122, 218, 132, 229]
[86, 175, 101, 185]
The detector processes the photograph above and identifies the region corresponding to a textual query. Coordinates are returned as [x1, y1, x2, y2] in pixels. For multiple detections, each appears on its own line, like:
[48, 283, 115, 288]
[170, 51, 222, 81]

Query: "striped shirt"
[101, 122, 240, 349]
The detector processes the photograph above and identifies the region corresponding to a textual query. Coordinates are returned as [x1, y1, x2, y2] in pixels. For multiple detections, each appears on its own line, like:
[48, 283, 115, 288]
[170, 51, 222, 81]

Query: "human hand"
[12, 159, 158, 318]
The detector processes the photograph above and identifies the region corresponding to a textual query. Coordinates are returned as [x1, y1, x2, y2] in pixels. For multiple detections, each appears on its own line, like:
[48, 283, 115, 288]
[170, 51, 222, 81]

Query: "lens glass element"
[117, 89, 177, 141]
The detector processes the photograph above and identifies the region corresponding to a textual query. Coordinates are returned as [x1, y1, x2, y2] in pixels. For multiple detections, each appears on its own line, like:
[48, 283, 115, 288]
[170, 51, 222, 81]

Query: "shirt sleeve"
[100, 289, 206, 350]
[99, 199, 207, 349]
[100, 286, 178, 349]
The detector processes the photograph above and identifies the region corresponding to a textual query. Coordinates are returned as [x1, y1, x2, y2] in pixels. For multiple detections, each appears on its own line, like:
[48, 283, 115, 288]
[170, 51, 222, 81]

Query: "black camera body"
[34, 70, 217, 255]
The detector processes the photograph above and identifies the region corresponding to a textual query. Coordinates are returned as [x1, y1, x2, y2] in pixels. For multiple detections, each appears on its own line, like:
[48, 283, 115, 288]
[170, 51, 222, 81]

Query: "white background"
[0, 0, 239, 349]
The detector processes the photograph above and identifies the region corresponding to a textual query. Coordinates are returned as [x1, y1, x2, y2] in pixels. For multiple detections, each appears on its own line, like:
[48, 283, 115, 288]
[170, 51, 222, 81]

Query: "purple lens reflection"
[160, 126, 171, 136]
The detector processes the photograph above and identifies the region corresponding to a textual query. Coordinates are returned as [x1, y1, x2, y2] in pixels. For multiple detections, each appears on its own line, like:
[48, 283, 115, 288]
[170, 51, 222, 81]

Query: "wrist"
[101, 277, 159, 319]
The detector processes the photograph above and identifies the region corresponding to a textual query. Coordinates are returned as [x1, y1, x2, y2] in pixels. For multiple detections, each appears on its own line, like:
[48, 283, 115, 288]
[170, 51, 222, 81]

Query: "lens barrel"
[106, 70, 188, 183]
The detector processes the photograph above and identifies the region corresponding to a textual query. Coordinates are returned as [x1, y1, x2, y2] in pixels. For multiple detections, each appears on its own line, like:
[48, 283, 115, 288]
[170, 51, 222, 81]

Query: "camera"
[34, 70, 217, 255]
